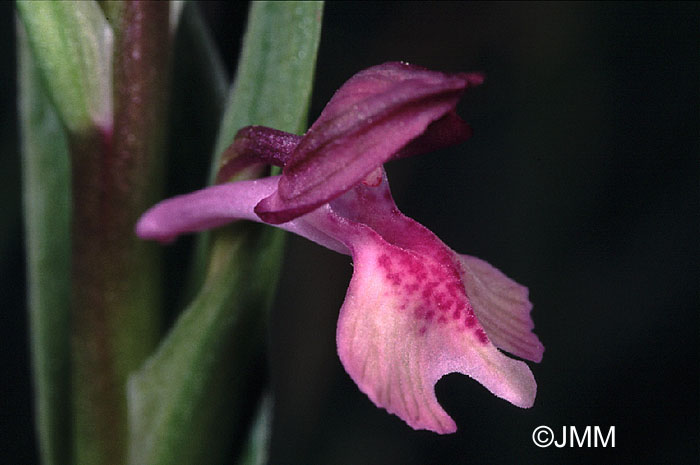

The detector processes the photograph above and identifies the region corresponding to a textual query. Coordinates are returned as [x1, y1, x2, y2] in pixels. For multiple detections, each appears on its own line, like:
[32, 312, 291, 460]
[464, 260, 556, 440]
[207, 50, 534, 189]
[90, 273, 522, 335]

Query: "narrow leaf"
[127, 2, 324, 465]
[192, 0, 325, 283]
[18, 24, 72, 465]
[212, 0, 325, 170]
[16, 0, 112, 134]
[127, 227, 284, 465]
[236, 394, 274, 465]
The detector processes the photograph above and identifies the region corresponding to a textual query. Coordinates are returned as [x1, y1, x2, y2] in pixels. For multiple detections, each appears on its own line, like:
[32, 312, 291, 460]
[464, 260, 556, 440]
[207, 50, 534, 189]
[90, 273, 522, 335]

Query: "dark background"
[2, 2, 698, 464]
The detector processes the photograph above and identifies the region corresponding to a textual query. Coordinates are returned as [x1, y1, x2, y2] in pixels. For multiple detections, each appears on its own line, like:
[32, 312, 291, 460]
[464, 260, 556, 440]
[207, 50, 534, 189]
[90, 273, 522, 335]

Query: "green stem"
[70, 2, 171, 464]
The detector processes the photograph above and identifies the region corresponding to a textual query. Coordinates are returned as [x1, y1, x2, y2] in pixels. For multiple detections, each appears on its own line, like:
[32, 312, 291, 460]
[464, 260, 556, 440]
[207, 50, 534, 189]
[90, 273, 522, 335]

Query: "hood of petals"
[254, 62, 483, 224]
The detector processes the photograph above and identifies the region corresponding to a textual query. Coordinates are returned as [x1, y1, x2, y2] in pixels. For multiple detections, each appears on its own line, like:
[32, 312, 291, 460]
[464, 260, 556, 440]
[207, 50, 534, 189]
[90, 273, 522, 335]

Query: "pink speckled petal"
[255, 62, 483, 224]
[335, 229, 537, 434]
[459, 255, 544, 363]
[319, 176, 537, 433]
[329, 174, 543, 362]
[135, 176, 347, 254]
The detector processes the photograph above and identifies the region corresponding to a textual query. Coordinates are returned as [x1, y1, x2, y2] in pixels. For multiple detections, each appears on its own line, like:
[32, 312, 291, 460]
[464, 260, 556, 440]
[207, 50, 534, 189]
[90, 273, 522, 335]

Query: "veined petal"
[335, 228, 536, 434]
[459, 255, 544, 363]
[316, 62, 483, 125]
[255, 62, 483, 224]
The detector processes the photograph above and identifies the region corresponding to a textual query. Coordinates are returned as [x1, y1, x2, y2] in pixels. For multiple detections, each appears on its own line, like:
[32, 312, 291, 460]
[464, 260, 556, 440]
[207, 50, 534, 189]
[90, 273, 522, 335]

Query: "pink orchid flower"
[136, 62, 544, 434]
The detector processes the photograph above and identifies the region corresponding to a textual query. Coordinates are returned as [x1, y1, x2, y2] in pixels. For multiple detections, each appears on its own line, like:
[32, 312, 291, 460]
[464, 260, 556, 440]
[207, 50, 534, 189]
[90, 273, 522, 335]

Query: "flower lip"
[316, 172, 541, 433]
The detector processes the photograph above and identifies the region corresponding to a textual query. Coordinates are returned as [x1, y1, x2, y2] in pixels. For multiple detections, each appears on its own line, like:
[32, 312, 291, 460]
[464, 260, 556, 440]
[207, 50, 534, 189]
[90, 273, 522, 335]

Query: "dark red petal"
[216, 126, 302, 183]
[393, 111, 473, 160]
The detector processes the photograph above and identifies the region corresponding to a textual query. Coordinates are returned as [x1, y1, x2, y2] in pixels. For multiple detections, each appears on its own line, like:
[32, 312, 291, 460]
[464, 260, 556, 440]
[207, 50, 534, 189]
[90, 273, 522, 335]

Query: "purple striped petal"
[459, 255, 544, 363]
[216, 126, 302, 183]
[255, 62, 483, 224]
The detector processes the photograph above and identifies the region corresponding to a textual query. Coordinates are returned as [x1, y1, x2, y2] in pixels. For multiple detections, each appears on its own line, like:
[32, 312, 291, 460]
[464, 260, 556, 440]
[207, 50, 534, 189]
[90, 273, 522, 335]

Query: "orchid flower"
[136, 62, 544, 434]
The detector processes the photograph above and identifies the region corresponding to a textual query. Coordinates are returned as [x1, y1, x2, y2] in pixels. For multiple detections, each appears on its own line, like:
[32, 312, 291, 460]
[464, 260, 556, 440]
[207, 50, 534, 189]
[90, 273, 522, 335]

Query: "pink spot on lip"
[434, 292, 450, 309]
[378, 254, 391, 269]
[385, 247, 486, 338]
[475, 328, 489, 344]
[387, 272, 402, 286]
[414, 306, 425, 319]
[464, 313, 476, 327]
[404, 283, 419, 294]
[446, 282, 461, 297]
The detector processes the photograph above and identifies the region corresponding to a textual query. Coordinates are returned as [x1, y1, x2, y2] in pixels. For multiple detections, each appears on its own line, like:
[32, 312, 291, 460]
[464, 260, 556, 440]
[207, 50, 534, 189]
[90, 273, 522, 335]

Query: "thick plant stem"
[70, 3, 171, 464]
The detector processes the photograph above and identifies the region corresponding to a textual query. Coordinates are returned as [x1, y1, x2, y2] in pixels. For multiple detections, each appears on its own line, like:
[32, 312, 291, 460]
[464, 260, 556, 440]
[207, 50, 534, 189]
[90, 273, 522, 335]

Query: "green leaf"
[236, 394, 273, 465]
[18, 25, 72, 465]
[127, 226, 284, 465]
[126, 2, 324, 465]
[16, 0, 112, 134]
